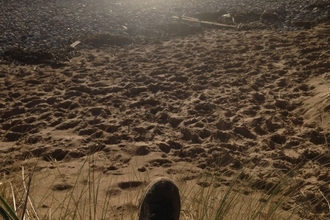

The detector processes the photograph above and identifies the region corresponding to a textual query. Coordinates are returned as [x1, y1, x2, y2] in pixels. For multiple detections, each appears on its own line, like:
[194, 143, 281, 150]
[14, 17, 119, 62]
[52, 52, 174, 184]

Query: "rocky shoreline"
[1, 0, 329, 56]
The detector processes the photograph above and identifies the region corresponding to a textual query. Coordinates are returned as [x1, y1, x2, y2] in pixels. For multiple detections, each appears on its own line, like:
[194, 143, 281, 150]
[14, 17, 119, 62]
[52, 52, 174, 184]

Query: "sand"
[1, 20, 330, 219]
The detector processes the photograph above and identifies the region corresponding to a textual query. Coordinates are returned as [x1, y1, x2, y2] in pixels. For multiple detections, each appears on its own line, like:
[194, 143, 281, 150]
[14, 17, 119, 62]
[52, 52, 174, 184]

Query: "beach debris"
[70, 40, 80, 48]
[172, 15, 237, 29]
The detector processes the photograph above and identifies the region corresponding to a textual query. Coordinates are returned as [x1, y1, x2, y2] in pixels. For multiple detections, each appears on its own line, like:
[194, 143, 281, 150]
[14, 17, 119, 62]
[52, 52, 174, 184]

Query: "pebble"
[0, 0, 329, 53]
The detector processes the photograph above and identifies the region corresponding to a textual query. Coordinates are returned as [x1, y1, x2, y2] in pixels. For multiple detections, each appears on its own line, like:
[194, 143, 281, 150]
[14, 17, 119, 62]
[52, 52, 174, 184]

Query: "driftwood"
[172, 16, 237, 29]
[70, 41, 81, 48]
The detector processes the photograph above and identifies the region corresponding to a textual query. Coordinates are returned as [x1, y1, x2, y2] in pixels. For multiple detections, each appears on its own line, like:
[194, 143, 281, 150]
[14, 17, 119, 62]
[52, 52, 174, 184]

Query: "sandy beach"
[1, 0, 330, 219]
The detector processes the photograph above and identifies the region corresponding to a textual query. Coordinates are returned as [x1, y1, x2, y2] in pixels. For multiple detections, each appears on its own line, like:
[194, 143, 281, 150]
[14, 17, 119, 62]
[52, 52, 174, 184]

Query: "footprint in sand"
[51, 182, 73, 191]
[43, 147, 86, 162]
[148, 158, 173, 168]
[107, 188, 122, 196]
[118, 181, 145, 190]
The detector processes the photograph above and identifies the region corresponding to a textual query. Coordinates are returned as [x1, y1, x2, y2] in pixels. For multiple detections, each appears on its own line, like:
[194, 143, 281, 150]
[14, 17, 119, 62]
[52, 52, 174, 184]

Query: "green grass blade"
[0, 194, 20, 220]
[0, 205, 11, 220]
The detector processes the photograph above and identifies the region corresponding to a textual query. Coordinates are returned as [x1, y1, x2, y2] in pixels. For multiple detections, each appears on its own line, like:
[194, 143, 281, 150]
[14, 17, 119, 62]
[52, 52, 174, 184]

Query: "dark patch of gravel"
[1, 0, 329, 64]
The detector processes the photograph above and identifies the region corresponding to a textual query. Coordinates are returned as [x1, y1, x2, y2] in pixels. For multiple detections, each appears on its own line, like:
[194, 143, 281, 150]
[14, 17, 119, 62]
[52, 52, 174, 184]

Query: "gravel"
[0, 0, 330, 53]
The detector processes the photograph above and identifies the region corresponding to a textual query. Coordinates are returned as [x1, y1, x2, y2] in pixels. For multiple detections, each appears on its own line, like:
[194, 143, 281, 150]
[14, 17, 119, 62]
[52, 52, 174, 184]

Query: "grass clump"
[178, 168, 303, 220]
[0, 156, 321, 220]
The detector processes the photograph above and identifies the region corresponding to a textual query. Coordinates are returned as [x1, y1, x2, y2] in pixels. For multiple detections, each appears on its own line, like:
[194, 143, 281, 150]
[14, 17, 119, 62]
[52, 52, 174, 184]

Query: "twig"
[10, 182, 17, 214]
[21, 167, 39, 220]
[21, 171, 32, 220]
[318, 188, 330, 212]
